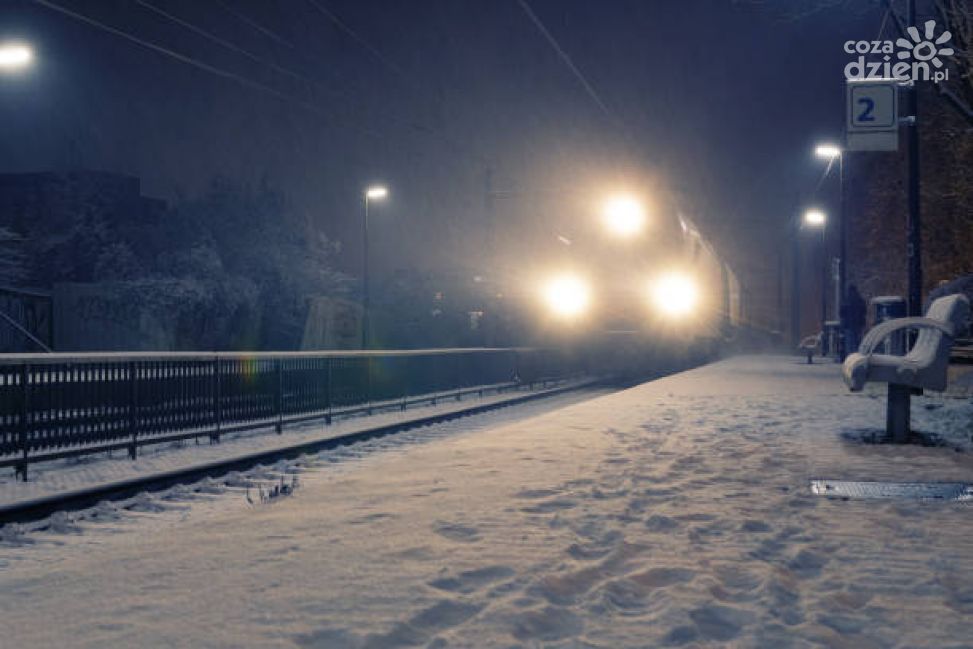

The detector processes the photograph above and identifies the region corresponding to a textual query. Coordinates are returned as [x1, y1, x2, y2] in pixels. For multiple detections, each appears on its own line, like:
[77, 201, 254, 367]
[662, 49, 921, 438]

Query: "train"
[482, 192, 761, 375]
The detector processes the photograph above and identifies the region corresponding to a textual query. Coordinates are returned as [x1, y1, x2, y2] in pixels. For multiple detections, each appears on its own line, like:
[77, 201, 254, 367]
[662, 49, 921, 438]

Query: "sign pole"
[838, 152, 847, 359]
[906, 0, 923, 316]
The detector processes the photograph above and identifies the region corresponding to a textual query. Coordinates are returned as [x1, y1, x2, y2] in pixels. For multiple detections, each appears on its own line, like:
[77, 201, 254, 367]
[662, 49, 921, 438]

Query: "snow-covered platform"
[2, 355, 972, 648]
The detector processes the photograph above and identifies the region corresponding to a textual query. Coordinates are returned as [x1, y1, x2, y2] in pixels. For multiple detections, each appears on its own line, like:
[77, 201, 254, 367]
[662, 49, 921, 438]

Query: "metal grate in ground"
[810, 479, 973, 501]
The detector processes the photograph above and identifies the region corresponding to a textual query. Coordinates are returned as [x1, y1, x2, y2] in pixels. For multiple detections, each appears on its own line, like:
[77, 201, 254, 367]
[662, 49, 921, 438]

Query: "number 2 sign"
[846, 81, 899, 151]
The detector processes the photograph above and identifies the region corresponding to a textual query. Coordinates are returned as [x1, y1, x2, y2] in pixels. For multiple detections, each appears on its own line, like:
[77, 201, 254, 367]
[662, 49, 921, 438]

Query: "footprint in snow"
[361, 600, 483, 648]
[688, 603, 756, 641]
[520, 498, 578, 514]
[432, 521, 480, 543]
[511, 605, 584, 642]
[644, 515, 680, 533]
[428, 565, 516, 594]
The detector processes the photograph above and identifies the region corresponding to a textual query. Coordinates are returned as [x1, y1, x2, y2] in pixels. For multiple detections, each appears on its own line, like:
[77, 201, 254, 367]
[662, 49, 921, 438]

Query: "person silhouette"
[842, 284, 866, 358]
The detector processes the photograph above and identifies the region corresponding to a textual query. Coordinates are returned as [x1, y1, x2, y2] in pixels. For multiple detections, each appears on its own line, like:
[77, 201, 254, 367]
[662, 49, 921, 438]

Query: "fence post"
[478, 352, 484, 398]
[400, 356, 408, 411]
[211, 356, 221, 444]
[16, 363, 29, 481]
[128, 361, 138, 460]
[366, 356, 373, 415]
[513, 349, 521, 392]
[455, 353, 462, 401]
[275, 359, 283, 434]
[325, 357, 333, 425]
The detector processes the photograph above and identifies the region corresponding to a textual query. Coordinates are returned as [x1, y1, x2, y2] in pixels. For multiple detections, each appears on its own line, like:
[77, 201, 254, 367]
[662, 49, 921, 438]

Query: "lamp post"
[803, 208, 828, 336]
[362, 185, 388, 349]
[814, 143, 845, 359]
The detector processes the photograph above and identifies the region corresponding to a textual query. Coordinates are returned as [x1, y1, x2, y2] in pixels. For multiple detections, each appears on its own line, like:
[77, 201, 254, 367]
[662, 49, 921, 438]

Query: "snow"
[1, 355, 972, 648]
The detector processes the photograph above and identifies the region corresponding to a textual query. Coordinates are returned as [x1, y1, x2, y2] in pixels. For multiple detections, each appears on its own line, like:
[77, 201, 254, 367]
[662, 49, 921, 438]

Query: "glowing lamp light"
[543, 274, 591, 318]
[803, 209, 827, 228]
[651, 272, 698, 318]
[814, 144, 842, 160]
[365, 185, 388, 200]
[0, 43, 33, 71]
[602, 195, 645, 237]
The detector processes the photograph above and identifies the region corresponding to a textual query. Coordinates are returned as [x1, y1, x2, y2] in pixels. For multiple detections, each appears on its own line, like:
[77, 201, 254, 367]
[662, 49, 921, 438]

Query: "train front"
[514, 194, 735, 377]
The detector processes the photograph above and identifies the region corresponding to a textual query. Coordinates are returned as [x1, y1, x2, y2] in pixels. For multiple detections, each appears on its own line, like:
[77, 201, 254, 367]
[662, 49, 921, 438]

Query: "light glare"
[543, 274, 590, 318]
[651, 272, 698, 318]
[365, 186, 388, 200]
[0, 43, 32, 70]
[603, 195, 645, 237]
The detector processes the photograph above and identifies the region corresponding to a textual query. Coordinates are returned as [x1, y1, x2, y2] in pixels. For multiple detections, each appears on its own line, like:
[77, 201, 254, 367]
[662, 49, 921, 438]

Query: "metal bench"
[842, 293, 970, 441]
[798, 333, 821, 364]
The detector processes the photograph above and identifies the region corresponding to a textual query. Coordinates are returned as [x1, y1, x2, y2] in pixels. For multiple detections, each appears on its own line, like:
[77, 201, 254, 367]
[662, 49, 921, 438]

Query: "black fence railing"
[0, 348, 582, 478]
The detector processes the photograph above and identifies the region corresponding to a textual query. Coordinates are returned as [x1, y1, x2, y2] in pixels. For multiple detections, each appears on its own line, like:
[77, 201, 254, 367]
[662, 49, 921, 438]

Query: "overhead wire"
[213, 0, 295, 49]
[134, 0, 359, 103]
[304, 0, 405, 78]
[515, 0, 617, 126]
[31, 0, 339, 120]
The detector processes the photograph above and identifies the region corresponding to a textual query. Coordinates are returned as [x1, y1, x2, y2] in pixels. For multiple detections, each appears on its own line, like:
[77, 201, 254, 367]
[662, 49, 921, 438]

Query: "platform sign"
[846, 80, 899, 151]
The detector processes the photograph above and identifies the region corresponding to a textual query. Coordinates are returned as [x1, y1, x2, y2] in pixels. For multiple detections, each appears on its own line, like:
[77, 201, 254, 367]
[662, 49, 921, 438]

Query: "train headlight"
[542, 274, 591, 318]
[602, 195, 645, 237]
[650, 272, 698, 317]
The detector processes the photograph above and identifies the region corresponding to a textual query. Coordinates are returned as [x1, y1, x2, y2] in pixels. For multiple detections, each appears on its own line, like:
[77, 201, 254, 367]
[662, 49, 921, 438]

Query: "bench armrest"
[859, 317, 954, 355]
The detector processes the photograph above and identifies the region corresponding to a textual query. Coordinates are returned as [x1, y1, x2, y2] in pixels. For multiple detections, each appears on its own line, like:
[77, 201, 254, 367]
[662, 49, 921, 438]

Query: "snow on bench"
[842, 293, 970, 441]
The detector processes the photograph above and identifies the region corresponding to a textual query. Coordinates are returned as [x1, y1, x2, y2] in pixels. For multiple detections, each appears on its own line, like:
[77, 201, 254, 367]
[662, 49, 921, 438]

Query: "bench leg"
[886, 384, 911, 443]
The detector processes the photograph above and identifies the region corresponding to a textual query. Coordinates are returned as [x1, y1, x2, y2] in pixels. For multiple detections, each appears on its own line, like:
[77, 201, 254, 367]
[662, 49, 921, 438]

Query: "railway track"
[0, 379, 599, 527]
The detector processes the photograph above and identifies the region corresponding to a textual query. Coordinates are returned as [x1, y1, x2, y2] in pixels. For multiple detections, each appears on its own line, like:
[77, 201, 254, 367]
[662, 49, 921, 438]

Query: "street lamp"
[803, 208, 826, 228]
[813, 142, 846, 359]
[362, 184, 388, 349]
[814, 144, 841, 160]
[602, 195, 645, 238]
[803, 208, 828, 343]
[0, 42, 33, 72]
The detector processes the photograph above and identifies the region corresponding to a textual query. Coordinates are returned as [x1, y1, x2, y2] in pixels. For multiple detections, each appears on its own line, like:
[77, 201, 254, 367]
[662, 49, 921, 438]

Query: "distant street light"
[366, 186, 388, 200]
[0, 42, 33, 72]
[814, 144, 842, 160]
[803, 209, 826, 228]
[602, 195, 645, 237]
[362, 185, 388, 349]
[813, 142, 846, 359]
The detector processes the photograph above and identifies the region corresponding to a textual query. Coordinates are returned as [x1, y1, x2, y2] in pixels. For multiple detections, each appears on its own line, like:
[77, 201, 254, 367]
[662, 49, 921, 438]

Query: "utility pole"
[906, 0, 923, 316]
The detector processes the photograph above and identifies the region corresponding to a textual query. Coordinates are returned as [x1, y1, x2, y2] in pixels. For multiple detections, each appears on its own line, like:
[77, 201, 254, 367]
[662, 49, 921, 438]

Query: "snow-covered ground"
[1, 355, 972, 648]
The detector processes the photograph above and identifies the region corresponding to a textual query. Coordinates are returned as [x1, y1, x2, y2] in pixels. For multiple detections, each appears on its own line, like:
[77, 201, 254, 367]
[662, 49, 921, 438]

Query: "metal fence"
[0, 348, 580, 479]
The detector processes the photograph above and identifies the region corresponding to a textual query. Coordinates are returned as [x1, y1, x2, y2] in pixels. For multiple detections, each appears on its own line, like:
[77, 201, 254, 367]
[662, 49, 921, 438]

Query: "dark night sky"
[0, 0, 883, 314]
